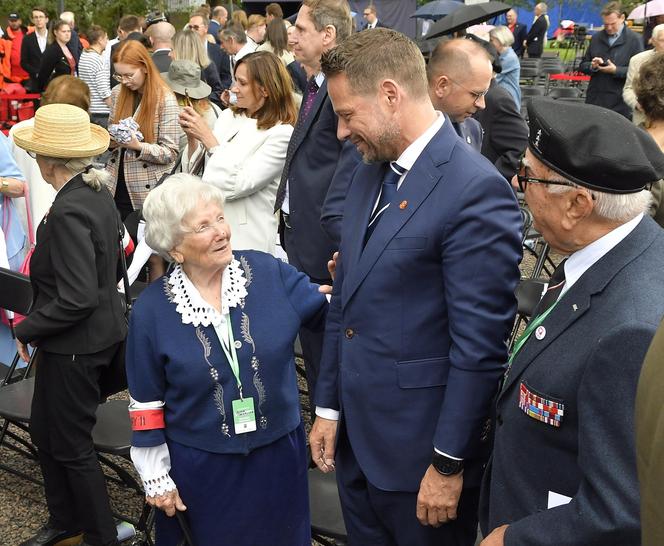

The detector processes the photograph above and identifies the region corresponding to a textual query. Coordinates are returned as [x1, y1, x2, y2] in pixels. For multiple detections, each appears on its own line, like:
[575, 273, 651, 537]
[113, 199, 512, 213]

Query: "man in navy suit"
[310, 28, 522, 546]
[361, 5, 387, 30]
[480, 99, 664, 546]
[427, 39, 493, 152]
[506, 9, 527, 57]
[274, 0, 360, 407]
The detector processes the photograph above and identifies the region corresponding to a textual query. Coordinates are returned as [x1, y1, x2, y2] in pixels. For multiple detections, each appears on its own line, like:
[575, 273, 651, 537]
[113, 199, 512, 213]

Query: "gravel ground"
[0, 246, 558, 545]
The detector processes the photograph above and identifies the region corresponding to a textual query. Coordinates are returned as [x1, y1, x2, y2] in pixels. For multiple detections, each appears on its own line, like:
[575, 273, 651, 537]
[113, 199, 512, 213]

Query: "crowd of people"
[0, 1, 663, 546]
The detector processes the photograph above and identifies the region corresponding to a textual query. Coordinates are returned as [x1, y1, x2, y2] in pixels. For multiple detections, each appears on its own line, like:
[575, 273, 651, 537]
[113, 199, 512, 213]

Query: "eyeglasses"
[187, 24, 202, 31]
[184, 214, 227, 235]
[516, 155, 577, 193]
[113, 71, 137, 83]
[27, 151, 37, 159]
[446, 76, 490, 104]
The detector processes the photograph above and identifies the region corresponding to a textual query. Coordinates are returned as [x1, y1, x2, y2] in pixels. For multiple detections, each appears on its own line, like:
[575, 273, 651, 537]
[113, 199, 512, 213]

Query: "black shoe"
[18, 525, 82, 546]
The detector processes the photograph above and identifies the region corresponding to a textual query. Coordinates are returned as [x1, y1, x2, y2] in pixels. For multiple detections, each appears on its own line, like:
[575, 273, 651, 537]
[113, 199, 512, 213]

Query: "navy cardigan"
[126, 250, 327, 454]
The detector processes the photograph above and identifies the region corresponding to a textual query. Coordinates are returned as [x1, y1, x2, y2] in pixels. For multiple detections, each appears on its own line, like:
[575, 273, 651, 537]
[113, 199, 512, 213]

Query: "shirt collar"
[562, 213, 643, 294]
[394, 112, 445, 172]
[607, 23, 624, 40]
[168, 258, 248, 327]
[314, 71, 325, 87]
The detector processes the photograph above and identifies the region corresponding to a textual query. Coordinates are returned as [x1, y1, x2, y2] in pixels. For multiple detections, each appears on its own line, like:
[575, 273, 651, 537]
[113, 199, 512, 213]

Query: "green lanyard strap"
[219, 315, 243, 398]
[508, 298, 560, 367]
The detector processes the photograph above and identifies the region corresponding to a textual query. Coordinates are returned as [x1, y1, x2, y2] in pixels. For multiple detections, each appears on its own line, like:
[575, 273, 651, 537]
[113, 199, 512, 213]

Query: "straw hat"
[13, 103, 110, 158]
[161, 60, 212, 100]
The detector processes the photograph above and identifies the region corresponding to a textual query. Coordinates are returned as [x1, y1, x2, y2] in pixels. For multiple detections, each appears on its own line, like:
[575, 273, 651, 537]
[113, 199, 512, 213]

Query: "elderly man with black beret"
[479, 98, 664, 546]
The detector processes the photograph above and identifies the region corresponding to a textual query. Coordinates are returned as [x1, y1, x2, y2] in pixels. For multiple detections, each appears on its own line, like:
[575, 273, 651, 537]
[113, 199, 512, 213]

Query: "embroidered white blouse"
[129, 260, 248, 497]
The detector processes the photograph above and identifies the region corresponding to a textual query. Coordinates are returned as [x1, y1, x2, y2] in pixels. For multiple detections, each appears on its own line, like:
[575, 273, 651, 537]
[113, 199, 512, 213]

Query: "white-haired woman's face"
[171, 199, 233, 273]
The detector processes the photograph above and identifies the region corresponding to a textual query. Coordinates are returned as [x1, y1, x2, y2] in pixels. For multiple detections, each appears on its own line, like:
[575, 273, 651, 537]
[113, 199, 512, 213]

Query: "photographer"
[579, 1, 643, 119]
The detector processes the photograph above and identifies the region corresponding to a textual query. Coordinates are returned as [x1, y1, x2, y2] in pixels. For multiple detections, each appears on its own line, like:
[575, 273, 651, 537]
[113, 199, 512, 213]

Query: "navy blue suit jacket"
[481, 216, 664, 545]
[452, 117, 483, 152]
[315, 119, 522, 492]
[283, 80, 361, 281]
[511, 22, 528, 57]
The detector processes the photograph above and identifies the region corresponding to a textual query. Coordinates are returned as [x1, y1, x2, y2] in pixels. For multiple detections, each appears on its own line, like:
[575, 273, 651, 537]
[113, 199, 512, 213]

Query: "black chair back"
[0, 267, 32, 315]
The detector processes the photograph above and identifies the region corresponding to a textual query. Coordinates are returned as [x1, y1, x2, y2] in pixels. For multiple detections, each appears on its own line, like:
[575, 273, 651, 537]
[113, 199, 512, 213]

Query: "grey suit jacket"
[480, 216, 664, 546]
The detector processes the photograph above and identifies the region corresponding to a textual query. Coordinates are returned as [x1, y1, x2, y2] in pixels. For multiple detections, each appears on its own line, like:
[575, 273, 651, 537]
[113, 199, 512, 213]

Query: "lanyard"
[508, 298, 560, 365]
[219, 314, 244, 399]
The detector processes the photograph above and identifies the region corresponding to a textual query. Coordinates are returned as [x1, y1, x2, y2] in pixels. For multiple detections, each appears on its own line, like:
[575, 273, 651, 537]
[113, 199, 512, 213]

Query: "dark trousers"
[336, 425, 479, 546]
[31, 347, 120, 546]
[281, 215, 329, 410]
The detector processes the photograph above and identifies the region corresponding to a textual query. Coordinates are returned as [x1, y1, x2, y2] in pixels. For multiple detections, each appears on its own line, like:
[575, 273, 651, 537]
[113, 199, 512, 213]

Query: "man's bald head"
[147, 21, 176, 48]
[427, 38, 493, 122]
[427, 38, 492, 83]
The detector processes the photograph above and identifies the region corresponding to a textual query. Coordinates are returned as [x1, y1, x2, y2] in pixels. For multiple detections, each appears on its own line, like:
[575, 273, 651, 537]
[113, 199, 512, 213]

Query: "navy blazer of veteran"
[480, 216, 664, 545]
[315, 119, 523, 492]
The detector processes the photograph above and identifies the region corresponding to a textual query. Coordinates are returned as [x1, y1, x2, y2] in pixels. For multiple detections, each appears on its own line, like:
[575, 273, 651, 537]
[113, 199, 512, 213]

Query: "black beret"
[527, 98, 664, 193]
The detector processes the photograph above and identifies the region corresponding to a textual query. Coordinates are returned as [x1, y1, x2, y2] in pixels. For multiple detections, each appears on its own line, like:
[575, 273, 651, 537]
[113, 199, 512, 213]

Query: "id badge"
[232, 397, 257, 434]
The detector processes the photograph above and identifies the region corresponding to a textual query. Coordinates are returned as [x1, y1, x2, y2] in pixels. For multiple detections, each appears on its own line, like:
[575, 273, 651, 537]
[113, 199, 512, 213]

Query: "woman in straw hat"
[13, 103, 127, 546]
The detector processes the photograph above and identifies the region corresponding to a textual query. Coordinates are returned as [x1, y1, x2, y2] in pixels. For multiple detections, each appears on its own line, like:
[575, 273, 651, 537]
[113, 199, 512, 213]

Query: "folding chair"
[309, 468, 348, 545]
[509, 278, 548, 350]
[0, 267, 40, 482]
[548, 86, 582, 99]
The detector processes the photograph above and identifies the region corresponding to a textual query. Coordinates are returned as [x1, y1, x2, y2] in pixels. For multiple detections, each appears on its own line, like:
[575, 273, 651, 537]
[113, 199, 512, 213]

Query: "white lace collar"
[168, 258, 248, 327]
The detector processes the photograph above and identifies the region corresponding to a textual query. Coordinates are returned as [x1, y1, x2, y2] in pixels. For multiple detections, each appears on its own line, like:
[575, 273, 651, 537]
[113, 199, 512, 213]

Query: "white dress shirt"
[560, 213, 643, 298]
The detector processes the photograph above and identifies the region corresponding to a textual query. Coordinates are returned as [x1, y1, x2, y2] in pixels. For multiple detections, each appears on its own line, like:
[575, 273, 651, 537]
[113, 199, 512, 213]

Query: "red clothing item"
[5, 27, 29, 81]
[62, 44, 76, 75]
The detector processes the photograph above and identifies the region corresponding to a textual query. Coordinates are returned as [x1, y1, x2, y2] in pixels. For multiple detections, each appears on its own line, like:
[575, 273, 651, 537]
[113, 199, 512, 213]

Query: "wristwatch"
[0, 178, 8, 193]
[432, 452, 464, 476]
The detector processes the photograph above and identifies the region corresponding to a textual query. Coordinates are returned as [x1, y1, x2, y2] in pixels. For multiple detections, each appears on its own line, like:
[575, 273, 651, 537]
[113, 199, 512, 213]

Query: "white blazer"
[183, 109, 293, 255]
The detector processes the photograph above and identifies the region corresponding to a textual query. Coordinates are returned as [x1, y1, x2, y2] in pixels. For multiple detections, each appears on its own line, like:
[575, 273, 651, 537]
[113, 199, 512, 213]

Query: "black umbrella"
[425, 1, 512, 38]
[411, 0, 465, 21]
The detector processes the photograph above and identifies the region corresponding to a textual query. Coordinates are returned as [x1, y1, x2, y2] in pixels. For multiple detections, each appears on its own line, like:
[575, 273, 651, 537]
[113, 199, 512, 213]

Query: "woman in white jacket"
[179, 51, 297, 254]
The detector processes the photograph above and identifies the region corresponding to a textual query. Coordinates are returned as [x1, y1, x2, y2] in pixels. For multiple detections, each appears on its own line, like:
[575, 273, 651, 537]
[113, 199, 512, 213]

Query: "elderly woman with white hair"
[126, 174, 327, 546]
[490, 25, 522, 107]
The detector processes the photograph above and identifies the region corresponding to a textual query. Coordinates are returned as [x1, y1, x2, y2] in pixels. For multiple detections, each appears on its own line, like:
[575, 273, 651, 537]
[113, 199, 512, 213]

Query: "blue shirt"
[496, 47, 522, 108]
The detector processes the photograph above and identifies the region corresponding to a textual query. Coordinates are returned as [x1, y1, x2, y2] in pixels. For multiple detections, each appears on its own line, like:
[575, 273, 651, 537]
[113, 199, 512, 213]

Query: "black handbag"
[176, 512, 196, 546]
[98, 224, 132, 400]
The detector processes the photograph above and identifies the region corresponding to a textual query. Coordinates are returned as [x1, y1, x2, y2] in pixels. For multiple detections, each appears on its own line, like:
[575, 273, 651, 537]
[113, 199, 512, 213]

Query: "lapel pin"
[572, 304, 578, 311]
[535, 325, 546, 340]
[399, 200, 408, 209]
[466, 136, 472, 144]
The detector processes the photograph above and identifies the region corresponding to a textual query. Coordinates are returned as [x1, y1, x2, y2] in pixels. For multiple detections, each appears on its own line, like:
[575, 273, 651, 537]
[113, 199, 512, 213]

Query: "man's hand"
[319, 251, 339, 295]
[480, 524, 509, 546]
[591, 57, 604, 70]
[416, 465, 463, 527]
[596, 59, 617, 74]
[147, 488, 187, 517]
[309, 416, 338, 472]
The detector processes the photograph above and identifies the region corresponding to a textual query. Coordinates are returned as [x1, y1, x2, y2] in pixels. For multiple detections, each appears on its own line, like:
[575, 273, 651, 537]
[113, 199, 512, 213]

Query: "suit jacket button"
[344, 328, 354, 339]
[110, 158, 116, 164]
[145, 184, 150, 189]
[143, 163, 148, 168]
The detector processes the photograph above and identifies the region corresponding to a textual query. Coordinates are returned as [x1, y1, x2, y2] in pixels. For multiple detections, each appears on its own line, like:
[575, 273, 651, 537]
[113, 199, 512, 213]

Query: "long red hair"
[111, 40, 172, 143]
